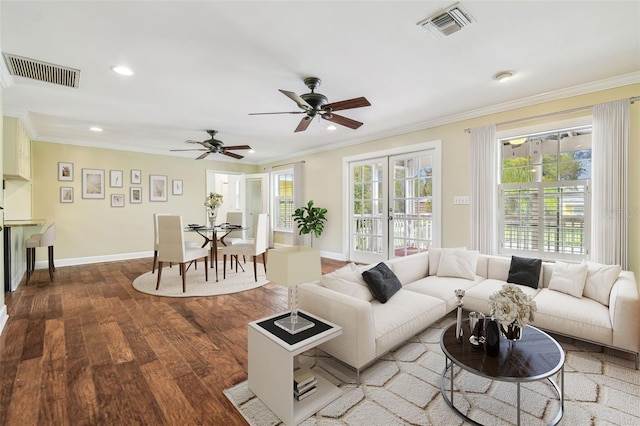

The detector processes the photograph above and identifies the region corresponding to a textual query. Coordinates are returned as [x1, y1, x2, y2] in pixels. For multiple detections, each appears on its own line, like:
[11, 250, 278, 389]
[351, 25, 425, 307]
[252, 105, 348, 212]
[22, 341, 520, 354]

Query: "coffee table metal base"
[439, 357, 564, 426]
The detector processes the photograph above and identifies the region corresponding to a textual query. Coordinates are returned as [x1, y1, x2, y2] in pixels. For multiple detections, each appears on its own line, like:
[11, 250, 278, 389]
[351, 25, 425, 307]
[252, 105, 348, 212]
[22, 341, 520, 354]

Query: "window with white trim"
[499, 126, 592, 260]
[274, 170, 294, 232]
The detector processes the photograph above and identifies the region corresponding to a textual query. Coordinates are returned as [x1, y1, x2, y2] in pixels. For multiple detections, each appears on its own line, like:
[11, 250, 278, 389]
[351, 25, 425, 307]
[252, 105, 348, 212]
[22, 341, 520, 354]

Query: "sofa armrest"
[609, 271, 640, 353]
[298, 282, 376, 370]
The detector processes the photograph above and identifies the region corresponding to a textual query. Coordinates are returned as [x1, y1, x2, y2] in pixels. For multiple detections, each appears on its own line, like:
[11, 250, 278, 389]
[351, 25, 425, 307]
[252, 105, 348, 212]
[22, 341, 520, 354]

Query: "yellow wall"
[30, 142, 258, 263]
[265, 84, 640, 274]
[23, 84, 640, 277]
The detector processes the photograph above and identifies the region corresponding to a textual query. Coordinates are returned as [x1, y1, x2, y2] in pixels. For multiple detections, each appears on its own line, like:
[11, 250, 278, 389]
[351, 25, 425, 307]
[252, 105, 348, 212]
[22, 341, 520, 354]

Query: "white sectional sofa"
[298, 249, 639, 381]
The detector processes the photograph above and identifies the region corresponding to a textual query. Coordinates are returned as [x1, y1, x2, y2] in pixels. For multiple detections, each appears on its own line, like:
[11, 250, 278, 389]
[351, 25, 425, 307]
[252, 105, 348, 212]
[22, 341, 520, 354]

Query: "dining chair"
[153, 212, 199, 273]
[156, 215, 209, 293]
[25, 223, 56, 285]
[221, 211, 245, 246]
[221, 213, 268, 282]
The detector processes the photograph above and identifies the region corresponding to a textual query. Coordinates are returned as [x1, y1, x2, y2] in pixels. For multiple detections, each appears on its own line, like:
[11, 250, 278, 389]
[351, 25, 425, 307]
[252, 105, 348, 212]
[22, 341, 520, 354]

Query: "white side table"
[248, 310, 343, 426]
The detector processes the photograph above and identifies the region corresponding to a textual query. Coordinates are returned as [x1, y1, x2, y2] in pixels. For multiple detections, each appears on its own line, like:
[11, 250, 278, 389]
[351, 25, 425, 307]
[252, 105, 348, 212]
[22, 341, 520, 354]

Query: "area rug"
[132, 261, 268, 297]
[224, 316, 640, 425]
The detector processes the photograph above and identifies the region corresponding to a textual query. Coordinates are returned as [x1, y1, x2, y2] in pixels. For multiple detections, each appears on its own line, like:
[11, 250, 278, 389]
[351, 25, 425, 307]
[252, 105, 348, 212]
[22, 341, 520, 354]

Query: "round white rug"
[133, 262, 268, 297]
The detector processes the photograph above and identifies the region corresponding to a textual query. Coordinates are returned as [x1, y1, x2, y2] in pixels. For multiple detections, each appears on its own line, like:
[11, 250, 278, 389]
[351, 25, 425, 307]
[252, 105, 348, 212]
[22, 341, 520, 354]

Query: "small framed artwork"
[110, 170, 123, 187]
[172, 179, 183, 195]
[82, 168, 105, 199]
[60, 187, 74, 203]
[111, 194, 125, 207]
[131, 169, 141, 184]
[130, 186, 142, 204]
[149, 175, 168, 202]
[58, 162, 74, 181]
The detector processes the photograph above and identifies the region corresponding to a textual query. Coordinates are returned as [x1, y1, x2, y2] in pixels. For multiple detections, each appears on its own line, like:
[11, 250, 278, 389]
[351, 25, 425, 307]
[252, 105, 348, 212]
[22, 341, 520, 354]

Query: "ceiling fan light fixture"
[493, 71, 514, 82]
[111, 65, 134, 76]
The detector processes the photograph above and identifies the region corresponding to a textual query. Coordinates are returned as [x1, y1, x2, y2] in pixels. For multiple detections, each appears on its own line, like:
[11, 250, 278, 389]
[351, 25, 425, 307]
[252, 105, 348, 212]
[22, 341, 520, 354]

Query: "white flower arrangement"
[488, 283, 537, 326]
[205, 192, 223, 210]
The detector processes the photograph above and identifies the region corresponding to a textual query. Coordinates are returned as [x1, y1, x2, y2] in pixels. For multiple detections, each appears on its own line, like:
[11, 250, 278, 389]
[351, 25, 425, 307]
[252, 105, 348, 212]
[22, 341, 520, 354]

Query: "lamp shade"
[266, 246, 321, 287]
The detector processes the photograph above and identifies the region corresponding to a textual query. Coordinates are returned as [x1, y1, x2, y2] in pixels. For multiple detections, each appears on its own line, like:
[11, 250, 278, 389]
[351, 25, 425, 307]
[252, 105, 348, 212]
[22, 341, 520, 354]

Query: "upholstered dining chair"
[156, 215, 209, 293]
[25, 223, 56, 285]
[153, 212, 199, 273]
[221, 211, 245, 246]
[221, 213, 268, 282]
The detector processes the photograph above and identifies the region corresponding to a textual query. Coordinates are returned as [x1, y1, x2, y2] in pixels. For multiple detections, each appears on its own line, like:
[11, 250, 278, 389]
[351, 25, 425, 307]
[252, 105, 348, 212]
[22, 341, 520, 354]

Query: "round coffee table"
[440, 320, 564, 425]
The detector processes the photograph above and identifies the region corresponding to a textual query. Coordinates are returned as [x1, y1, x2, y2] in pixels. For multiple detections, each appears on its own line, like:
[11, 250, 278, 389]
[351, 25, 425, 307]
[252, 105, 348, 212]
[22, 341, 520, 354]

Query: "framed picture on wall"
[110, 170, 124, 187]
[58, 162, 74, 181]
[60, 187, 73, 203]
[130, 187, 142, 204]
[131, 169, 141, 184]
[111, 194, 125, 207]
[172, 179, 183, 195]
[82, 168, 105, 199]
[149, 175, 168, 202]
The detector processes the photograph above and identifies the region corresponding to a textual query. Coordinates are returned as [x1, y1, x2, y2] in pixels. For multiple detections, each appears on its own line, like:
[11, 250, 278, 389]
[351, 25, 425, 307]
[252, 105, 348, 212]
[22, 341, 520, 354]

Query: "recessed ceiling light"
[327, 125, 337, 131]
[248, 149, 255, 154]
[90, 126, 103, 132]
[493, 71, 514, 82]
[111, 65, 134, 76]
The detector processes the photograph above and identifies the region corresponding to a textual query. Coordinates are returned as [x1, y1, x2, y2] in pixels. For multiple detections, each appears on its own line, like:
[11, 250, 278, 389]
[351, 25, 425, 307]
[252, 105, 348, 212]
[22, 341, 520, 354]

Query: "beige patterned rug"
[224, 316, 640, 425]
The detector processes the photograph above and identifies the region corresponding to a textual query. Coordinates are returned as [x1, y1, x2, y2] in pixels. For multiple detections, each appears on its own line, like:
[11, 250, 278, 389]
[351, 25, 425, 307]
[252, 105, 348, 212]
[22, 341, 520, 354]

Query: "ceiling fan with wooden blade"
[250, 77, 371, 132]
[170, 130, 251, 160]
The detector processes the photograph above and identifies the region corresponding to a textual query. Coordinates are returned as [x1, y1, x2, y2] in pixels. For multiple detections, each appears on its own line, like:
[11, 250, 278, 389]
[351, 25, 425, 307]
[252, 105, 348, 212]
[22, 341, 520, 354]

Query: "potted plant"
[292, 200, 327, 247]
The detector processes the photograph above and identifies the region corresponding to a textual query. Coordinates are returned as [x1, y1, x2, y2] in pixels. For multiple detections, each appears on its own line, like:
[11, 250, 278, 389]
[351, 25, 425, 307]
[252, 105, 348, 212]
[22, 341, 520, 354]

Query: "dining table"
[185, 224, 247, 282]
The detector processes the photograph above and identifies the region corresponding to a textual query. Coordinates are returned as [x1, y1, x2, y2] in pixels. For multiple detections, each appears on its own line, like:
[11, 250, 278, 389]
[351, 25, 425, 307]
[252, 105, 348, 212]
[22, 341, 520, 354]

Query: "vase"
[208, 209, 218, 227]
[485, 318, 500, 356]
[500, 321, 523, 341]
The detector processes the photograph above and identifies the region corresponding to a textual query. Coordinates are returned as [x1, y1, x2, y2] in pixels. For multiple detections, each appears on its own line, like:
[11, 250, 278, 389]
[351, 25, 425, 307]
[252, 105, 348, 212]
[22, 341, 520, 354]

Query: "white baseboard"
[0, 305, 9, 336]
[33, 251, 154, 269]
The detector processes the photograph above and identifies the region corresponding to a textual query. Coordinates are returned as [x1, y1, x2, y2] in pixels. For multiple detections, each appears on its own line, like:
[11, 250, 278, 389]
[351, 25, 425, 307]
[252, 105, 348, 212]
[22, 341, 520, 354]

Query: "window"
[499, 126, 591, 259]
[274, 171, 294, 232]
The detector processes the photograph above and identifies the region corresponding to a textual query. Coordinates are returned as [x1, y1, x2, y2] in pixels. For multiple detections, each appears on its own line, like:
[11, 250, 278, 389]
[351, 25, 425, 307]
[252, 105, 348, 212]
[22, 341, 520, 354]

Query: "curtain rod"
[264, 160, 305, 171]
[464, 96, 639, 133]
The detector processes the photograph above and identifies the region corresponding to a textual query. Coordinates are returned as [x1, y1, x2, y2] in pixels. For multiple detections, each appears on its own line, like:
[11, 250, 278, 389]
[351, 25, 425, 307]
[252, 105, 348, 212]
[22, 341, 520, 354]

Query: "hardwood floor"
[0, 256, 348, 425]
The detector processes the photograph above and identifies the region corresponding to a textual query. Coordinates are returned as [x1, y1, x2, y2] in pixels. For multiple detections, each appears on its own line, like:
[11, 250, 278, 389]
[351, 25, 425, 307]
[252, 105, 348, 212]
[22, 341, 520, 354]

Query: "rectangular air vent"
[2, 53, 80, 88]
[417, 3, 475, 38]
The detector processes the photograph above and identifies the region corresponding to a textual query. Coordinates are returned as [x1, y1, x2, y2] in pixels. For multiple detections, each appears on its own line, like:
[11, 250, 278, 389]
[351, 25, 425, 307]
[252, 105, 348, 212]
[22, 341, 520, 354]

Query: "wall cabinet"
[3, 117, 31, 180]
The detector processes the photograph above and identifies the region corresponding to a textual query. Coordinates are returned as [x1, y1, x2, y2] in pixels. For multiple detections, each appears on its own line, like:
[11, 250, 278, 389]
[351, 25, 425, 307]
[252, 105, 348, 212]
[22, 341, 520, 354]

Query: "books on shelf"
[295, 386, 317, 401]
[293, 366, 317, 401]
[294, 366, 315, 388]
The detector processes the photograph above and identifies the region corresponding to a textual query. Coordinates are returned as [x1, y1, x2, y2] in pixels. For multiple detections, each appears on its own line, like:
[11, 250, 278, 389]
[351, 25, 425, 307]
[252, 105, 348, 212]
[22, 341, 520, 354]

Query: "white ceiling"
[1, 1, 639, 165]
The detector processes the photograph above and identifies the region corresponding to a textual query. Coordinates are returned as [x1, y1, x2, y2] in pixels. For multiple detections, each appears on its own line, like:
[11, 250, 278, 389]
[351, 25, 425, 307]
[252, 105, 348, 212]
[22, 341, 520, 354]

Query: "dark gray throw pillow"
[361, 262, 402, 303]
[507, 255, 542, 289]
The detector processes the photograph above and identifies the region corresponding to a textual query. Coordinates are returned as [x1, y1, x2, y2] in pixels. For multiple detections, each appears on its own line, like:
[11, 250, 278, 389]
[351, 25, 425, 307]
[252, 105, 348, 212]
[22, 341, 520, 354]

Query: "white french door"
[348, 144, 440, 264]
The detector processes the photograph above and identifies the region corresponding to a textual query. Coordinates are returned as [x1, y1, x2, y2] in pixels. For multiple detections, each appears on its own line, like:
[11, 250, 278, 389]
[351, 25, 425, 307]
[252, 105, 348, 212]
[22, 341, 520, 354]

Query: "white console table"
[248, 310, 343, 426]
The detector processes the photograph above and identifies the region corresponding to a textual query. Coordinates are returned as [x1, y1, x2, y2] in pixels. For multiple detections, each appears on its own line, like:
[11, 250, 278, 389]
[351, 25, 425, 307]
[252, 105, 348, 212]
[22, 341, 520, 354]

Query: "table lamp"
[266, 246, 321, 334]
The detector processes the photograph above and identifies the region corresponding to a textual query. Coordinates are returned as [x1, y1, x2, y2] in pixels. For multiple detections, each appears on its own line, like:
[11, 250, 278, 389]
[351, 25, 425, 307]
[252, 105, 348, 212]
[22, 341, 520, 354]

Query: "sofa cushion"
[404, 274, 484, 312]
[532, 288, 613, 346]
[548, 261, 589, 298]
[437, 248, 479, 281]
[507, 256, 542, 289]
[371, 290, 445, 355]
[362, 262, 402, 303]
[582, 261, 621, 306]
[463, 278, 540, 315]
[321, 262, 373, 302]
[428, 247, 464, 276]
[389, 251, 429, 285]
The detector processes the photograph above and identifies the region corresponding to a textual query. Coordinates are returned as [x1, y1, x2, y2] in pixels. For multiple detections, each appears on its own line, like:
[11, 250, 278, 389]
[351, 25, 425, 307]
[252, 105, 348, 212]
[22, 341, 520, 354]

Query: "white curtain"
[591, 100, 629, 268]
[469, 124, 498, 254]
[292, 161, 305, 246]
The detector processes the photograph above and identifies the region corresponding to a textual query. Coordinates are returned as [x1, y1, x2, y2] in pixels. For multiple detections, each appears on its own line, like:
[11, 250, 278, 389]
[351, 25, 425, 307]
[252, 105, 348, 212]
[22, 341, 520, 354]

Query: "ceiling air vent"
[2, 53, 80, 88]
[417, 3, 475, 38]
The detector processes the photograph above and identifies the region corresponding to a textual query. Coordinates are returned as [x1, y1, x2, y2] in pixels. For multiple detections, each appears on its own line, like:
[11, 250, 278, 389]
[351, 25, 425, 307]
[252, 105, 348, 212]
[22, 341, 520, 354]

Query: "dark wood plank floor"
[0, 255, 348, 425]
